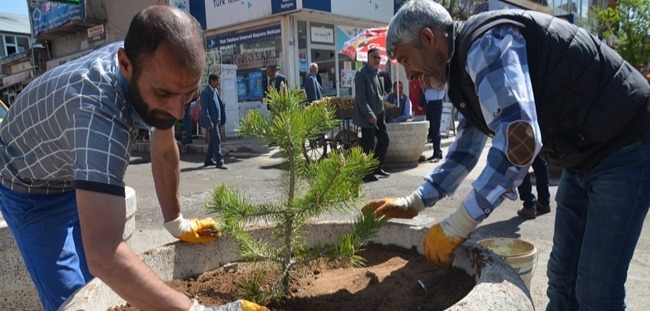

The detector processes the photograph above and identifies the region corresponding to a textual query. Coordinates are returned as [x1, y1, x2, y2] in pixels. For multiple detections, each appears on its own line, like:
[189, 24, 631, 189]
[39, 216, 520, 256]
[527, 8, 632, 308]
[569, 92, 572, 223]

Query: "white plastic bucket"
[477, 238, 538, 290]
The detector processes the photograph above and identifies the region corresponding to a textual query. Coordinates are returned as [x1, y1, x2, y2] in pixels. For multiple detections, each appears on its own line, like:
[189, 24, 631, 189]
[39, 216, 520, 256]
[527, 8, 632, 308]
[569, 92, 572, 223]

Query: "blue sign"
[30, 2, 85, 37]
[207, 24, 281, 49]
[272, 0, 297, 14]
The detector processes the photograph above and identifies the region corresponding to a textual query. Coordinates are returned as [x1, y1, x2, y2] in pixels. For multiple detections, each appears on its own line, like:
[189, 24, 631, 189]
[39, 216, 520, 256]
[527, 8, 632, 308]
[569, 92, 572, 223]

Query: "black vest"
[447, 10, 650, 170]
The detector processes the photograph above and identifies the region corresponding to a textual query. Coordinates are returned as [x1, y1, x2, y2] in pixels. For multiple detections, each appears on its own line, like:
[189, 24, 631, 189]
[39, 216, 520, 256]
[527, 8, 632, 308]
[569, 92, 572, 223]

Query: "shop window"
[206, 23, 283, 103]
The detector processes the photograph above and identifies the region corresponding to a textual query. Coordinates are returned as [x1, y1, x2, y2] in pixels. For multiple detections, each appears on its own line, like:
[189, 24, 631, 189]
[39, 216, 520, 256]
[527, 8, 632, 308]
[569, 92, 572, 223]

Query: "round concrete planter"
[60, 221, 534, 311]
[384, 121, 429, 168]
[0, 186, 138, 311]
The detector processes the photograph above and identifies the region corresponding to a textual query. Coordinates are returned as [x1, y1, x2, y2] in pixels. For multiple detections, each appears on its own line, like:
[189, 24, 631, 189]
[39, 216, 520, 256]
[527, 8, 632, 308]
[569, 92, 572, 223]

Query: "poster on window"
[341, 70, 355, 88]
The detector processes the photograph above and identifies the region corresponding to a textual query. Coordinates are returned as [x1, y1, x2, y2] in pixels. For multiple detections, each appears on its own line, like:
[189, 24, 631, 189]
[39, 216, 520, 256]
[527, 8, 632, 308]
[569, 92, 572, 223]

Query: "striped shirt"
[416, 25, 542, 220]
[0, 41, 144, 196]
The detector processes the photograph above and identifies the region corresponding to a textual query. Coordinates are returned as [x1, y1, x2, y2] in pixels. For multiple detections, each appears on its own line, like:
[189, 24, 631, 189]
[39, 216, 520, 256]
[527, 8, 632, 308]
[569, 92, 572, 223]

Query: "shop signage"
[87, 24, 105, 43]
[29, 1, 85, 37]
[207, 24, 281, 49]
[228, 49, 280, 70]
[311, 26, 334, 44]
[205, 0, 273, 29]
[271, 0, 297, 13]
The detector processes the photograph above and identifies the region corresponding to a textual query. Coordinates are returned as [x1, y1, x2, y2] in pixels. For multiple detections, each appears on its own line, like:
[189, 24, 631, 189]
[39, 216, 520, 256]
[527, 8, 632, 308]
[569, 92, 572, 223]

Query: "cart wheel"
[303, 134, 328, 162]
[332, 129, 360, 153]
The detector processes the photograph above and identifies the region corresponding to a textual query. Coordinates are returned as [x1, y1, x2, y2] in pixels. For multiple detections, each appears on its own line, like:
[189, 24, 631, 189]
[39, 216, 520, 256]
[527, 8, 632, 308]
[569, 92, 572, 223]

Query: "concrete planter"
[60, 221, 534, 311]
[0, 186, 138, 311]
[384, 121, 429, 168]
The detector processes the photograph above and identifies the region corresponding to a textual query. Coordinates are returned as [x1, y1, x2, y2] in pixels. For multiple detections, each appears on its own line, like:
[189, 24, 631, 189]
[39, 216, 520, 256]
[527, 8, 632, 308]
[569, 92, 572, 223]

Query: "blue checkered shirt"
[416, 25, 543, 220]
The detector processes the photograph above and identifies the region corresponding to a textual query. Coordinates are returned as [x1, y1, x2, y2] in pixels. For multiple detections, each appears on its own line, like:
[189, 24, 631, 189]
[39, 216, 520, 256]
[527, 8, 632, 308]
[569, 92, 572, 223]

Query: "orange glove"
[163, 214, 220, 243]
[424, 204, 479, 267]
[190, 299, 269, 311]
[362, 192, 425, 219]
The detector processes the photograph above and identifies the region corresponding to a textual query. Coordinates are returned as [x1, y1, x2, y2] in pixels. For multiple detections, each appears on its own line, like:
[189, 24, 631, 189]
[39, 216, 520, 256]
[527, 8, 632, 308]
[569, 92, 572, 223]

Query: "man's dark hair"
[267, 64, 278, 72]
[124, 5, 206, 77]
[368, 48, 381, 56]
[209, 73, 219, 82]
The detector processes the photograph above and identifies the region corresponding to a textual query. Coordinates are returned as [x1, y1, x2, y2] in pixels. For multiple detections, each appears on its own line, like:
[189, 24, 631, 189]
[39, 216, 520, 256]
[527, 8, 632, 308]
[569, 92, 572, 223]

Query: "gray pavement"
[125, 134, 650, 310]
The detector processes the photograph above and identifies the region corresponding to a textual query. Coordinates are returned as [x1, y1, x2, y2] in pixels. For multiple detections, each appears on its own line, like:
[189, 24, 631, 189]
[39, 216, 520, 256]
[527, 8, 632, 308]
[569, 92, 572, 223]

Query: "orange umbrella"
[340, 27, 389, 64]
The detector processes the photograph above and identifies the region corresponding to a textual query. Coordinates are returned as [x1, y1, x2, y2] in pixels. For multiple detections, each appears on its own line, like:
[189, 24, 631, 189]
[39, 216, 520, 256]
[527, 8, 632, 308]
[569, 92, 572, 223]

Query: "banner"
[30, 2, 84, 37]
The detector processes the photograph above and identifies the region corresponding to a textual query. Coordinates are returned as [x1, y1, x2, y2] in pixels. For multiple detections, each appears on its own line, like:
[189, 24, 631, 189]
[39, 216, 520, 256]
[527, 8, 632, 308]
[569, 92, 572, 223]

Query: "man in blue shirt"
[364, 1, 650, 310]
[383, 80, 412, 123]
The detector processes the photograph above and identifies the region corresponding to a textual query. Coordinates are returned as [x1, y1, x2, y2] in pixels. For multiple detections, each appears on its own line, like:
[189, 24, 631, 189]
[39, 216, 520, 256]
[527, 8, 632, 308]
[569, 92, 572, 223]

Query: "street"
[124, 136, 650, 310]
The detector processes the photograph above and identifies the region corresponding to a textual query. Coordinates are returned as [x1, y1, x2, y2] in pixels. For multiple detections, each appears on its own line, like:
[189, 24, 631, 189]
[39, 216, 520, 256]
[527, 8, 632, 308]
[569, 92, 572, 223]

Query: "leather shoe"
[427, 154, 443, 163]
[204, 160, 217, 167]
[517, 206, 536, 220]
[362, 174, 378, 182]
[374, 168, 390, 177]
[216, 163, 228, 170]
[536, 202, 551, 215]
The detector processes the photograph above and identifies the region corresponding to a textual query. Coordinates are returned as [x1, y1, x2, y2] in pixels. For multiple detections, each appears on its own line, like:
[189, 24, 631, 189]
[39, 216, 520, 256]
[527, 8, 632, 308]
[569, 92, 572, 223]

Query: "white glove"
[362, 192, 425, 219]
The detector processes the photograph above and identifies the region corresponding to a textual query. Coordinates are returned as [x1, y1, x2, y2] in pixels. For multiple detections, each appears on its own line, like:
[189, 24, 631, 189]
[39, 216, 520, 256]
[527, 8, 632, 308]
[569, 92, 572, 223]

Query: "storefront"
[190, 0, 403, 137]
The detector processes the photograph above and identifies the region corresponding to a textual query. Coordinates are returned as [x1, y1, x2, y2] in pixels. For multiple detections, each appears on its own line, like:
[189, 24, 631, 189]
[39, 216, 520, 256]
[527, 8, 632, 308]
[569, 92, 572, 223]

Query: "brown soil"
[110, 243, 475, 311]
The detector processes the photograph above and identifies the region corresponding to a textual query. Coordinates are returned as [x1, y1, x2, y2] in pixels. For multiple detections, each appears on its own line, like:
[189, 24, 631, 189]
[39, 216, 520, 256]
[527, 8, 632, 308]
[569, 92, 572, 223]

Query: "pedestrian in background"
[364, 1, 650, 310]
[181, 91, 199, 145]
[353, 48, 390, 182]
[201, 73, 227, 169]
[384, 80, 412, 123]
[423, 78, 445, 163]
[304, 62, 323, 104]
[516, 155, 551, 219]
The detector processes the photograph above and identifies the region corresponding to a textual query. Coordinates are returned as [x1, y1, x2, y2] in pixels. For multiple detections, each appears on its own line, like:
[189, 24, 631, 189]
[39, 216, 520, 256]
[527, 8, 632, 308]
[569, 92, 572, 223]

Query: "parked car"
[0, 99, 7, 124]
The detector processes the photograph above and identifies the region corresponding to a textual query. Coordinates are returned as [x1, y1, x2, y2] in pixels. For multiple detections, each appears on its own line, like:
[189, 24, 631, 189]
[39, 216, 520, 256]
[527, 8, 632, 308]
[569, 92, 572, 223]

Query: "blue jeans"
[425, 100, 443, 157]
[182, 104, 193, 143]
[205, 126, 224, 165]
[547, 136, 650, 310]
[517, 155, 550, 208]
[0, 186, 93, 311]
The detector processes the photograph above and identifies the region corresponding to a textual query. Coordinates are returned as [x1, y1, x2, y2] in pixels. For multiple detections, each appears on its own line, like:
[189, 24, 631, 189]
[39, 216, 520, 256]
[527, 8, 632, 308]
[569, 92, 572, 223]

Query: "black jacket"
[447, 10, 650, 170]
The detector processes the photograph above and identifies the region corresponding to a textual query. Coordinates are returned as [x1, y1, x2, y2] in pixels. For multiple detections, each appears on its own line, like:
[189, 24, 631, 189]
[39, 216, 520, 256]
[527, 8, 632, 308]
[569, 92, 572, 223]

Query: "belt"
[427, 100, 443, 104]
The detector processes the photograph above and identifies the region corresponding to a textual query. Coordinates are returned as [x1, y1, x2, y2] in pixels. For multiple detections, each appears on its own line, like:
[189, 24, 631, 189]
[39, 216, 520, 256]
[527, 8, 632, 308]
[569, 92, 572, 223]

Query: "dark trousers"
[425, 100, 443, 157]
[360, 113, 389, 169]
[182, 104, 193, 143]
[205, 126, 224, 165]
[517, 155, 550, 208]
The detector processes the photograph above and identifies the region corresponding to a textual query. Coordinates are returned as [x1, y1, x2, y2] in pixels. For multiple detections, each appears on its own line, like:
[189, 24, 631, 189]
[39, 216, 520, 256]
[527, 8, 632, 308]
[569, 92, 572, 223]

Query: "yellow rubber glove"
[362, 192, 425, 219]
[190, 299, 269, 311]
[424, 204, 479, 267]
[163, 214, 219, 243]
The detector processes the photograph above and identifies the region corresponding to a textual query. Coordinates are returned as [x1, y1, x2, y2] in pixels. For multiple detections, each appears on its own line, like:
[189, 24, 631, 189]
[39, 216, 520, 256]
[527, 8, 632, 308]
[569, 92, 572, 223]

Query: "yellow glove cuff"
[440, 204, 480, 239]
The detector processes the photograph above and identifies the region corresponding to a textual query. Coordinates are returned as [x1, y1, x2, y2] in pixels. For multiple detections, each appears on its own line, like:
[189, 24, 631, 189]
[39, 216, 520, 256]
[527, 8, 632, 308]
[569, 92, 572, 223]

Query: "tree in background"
[589, 0, 650, 69]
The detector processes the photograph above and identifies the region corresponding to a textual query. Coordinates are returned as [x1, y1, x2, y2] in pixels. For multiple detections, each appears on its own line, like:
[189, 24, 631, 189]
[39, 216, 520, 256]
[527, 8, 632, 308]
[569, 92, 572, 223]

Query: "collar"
[366, 63, 379, 75]
[117, 72, 148, 129]
[445, 23, 458, 81]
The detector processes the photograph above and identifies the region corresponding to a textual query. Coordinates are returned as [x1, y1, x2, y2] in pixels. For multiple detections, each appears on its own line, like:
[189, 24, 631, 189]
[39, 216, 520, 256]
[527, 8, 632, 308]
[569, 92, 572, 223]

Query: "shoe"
[216, 163, 228, 170]
[374, 168, 390, 177]
[536, 202, 551, 215]
[362, 174, 379, 182]
[517, 206, 536, 220]
[204, 159, 217, 167]
[427, 154, 443, 163]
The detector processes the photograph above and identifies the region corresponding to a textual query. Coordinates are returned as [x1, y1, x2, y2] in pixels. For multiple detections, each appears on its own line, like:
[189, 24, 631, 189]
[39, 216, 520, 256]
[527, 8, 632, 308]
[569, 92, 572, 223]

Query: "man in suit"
[200, 73, 227, 169]
[266, 64, 288, 92]
[353, 48, 390, 182]
[304, 62, 323, 104]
